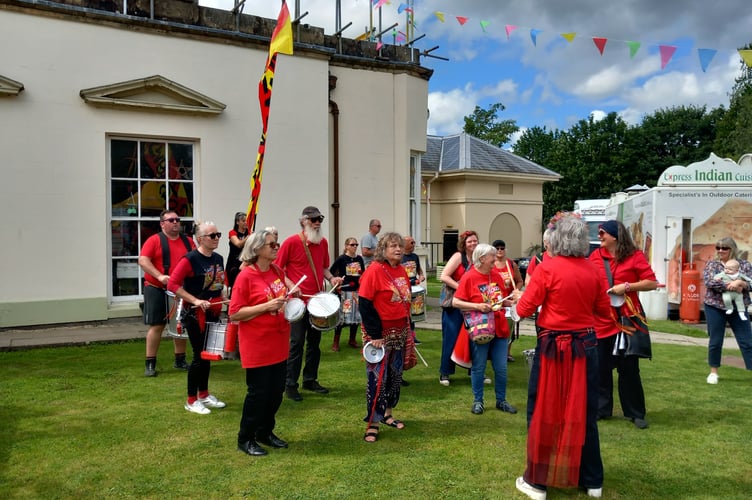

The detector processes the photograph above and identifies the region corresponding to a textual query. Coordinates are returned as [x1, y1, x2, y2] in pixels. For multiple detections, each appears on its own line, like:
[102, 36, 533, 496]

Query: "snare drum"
[165, 291, 189, 339]
[201, 322, 237, 361]
[410, 285, 426, 322]
[307, 293, 341, 331]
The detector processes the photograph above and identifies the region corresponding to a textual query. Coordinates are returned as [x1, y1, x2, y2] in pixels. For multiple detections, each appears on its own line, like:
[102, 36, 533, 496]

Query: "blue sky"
[200, 0, 751, 145]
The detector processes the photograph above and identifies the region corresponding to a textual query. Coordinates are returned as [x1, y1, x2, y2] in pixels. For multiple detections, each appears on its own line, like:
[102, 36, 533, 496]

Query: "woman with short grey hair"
[452, 243, 517, 416]
[239, 230, 276, 265]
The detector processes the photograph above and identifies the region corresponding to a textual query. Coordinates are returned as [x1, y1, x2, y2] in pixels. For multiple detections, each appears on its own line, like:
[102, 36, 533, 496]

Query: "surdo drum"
[307, 293, 341, 331]
[410, 285, 426, 322]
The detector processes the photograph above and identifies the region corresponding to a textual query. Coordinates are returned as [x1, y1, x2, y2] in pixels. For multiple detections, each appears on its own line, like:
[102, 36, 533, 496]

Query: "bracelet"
[624, 282, 631, 292]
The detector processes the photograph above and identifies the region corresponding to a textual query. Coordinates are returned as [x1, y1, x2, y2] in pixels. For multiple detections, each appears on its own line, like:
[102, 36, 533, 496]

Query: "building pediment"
[0, 75, 24, 96]
[79, 75, 226, 115]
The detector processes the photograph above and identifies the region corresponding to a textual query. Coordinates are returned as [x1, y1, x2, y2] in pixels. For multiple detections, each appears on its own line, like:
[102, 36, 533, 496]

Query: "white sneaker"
[739, 312, 748, 321]
[515, 477, 546, 500]
[483, 376, 492, 385]
[184, 400, 211, 415]
[439, 375, 450, 386]
[706, 373, 719, 385]
[587, 487, 603, 497]
[199, 394, 226, 409]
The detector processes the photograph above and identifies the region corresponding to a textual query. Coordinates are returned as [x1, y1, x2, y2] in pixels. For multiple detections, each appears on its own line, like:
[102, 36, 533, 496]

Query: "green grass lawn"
[2, 333, 751, 498]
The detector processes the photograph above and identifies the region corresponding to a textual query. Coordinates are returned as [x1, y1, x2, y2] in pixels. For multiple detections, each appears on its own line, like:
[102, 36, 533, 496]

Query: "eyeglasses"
[264, 241, 280, 249]
[308, 216, 324, 223]
[162, 217, 180, 223]
[348, 243, 359, 247]
[716, 246, 730, 251]
[201, 232, 222, 240]
[495, 246, 505, 250]
[374, 224, 382, 227]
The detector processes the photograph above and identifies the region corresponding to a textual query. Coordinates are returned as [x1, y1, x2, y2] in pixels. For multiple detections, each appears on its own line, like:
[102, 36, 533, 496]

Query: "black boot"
[144, 358, 157, 377]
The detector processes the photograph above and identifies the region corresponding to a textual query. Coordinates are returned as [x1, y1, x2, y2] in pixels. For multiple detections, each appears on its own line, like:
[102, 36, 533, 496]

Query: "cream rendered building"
[0, 0, 557, 328]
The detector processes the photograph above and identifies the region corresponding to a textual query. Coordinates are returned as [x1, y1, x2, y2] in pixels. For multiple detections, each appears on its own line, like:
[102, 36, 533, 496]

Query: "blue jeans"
[470, 336, 508, 402]
[440, 307, 463, 376]
[525, 330, 603, 490]
[705, 304, 752, 369]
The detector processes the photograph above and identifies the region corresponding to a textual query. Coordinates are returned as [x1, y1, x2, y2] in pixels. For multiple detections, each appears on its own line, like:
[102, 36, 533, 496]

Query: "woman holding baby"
[703, 236, 752, 384]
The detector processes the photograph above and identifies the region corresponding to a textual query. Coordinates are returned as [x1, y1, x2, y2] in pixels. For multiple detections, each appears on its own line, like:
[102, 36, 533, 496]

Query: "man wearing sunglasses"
[139, 209, 195, 377]
[275, 206, 344, 402]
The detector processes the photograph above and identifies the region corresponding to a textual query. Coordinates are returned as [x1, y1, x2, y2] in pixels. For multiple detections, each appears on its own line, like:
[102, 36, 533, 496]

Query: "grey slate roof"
[422, 132, 560, 178]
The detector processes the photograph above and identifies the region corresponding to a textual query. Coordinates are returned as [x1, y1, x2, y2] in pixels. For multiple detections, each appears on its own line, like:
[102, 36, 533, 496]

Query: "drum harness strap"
[299, 233, 323, 293]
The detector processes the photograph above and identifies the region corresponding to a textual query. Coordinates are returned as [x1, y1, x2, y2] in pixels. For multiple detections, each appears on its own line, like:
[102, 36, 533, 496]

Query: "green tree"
[634, 105, 724, 182]
[714, 45, 752, 159]
[462, 102, 519, 147]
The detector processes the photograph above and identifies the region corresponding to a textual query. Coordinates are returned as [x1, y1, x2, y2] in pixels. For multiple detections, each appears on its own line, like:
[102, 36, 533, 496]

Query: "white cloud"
[590, 110, 607, 122]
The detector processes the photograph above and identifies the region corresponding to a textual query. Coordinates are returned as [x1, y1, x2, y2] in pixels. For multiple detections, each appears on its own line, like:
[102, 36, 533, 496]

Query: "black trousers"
[286, 311, 322, 388]
[238, 360, 286, 444]
[597, 335, 646, 420]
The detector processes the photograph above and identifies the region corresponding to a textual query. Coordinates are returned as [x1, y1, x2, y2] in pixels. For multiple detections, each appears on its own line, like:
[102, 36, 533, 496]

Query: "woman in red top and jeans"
[589, 220, 657, 430]
[438, 230, 478, 386]
[514, 213, 613, 500]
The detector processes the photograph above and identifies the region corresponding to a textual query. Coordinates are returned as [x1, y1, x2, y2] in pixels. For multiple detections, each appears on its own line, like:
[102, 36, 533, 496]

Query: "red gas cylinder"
[680, 263, 701, 324]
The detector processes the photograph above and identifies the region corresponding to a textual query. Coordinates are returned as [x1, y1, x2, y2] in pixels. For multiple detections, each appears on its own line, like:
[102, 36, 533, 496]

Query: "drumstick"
[287, 274, 307, 296]
[505, 259, 517, 290]
[414, 346, 429, 367]
[328, 282, 341, 293]
[191, 299, 230, 309]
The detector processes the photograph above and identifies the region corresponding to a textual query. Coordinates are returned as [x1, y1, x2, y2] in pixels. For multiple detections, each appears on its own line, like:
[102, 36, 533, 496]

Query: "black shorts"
[143, 285, 168, 326]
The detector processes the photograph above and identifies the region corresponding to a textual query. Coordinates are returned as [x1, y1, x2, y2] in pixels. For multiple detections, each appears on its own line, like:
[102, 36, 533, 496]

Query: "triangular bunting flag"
[376, 40, 383, 50]
[434, 11, 445, 23]
[697, 48, 717, 72]
[561, 33, 576, 43]
[626, 41, 641, 59]
[456, 16, 468, 26]
[397, 3, 407, 14]
[659, 45, 677, 69]
[480, 20, 490, 33]
[592, 37, 608, 56]
[530, 29, 542, 47]
[373, 0, 387, 9]
[505, 25, 518, 40]
[739, 49, 752, 68]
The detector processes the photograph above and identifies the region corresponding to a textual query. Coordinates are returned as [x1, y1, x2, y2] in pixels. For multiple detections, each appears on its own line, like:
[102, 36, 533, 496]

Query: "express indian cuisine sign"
[658, 153, 752, 186]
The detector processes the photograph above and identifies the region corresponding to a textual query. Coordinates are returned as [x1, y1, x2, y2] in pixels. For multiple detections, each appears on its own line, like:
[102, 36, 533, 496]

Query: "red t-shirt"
[455, 267, 510, 338]
[140, 233, 195, 288]
[526, 253, 547, 280]
[518, 256, 613, 333]
[229, 265, 290, 369]
[274, 233, 331, 300]
[358, 261, 411, 321]
[589, 247, 656, 337]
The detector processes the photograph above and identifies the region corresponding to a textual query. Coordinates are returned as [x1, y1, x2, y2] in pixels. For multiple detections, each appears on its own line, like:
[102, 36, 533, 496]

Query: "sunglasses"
[716, 246, 730, 251]
[162, 217, 180, 223]
[495, 246, 505, 250]
[265, 241, 280, 249]
[308, 216, 325, 223]
[201, 232, 222, 240]
[348, 243, 359, 247]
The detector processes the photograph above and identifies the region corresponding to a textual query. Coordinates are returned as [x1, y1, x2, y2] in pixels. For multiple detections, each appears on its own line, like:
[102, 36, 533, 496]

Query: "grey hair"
[193, 220, 217, 238]
[472, 243, 497, 267]
[716, 236, 740, 261]
[239, 230, 274, 264]
[264, 226, 278, 237]
[547, 215, 590, 257]
[542, 227, 554, 244]
[373, 232, 404, 263]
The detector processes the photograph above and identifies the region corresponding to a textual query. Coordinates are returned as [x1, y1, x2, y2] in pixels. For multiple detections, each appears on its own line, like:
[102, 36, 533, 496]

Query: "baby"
[713, 259, 752, 320]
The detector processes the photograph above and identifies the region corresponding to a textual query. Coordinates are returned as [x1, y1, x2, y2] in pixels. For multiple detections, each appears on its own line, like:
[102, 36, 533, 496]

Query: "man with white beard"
[275, 206, 344, 401]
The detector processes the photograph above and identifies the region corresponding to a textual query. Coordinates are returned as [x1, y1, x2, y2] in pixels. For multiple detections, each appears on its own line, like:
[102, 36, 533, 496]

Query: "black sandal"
[363, 426, 379, 443]
[381, 416, 405, 429]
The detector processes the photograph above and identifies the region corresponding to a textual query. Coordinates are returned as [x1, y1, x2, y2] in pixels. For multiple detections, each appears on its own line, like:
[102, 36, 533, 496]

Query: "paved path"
[0, 296, 738, 351]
